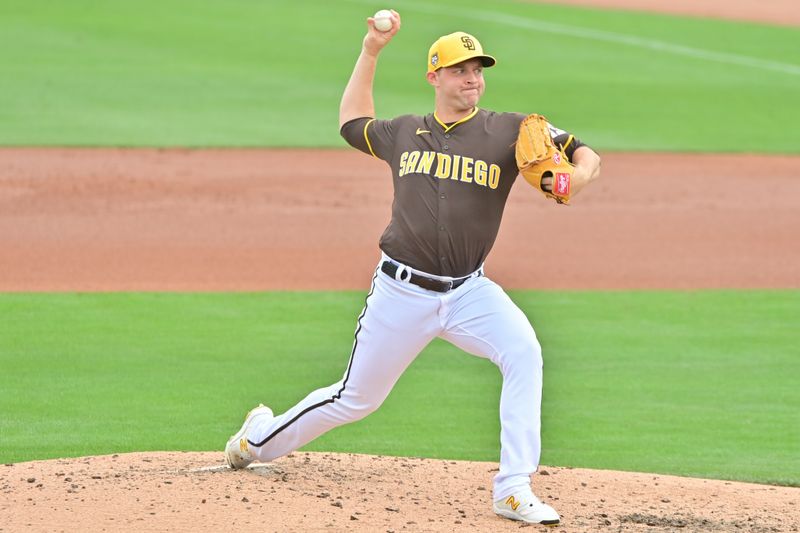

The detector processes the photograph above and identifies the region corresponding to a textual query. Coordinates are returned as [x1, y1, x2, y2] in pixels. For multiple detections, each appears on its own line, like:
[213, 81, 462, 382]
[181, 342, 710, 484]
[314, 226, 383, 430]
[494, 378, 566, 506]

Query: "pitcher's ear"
[426, 71, 438, 86]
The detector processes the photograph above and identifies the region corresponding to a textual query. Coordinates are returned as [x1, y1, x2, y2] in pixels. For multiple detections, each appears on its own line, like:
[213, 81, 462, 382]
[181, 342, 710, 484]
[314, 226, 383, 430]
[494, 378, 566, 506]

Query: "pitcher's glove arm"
[515, 114, 600, 204]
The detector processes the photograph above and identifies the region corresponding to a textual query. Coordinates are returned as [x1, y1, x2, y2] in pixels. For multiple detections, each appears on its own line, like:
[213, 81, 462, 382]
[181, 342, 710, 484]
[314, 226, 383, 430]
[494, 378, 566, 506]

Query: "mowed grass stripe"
[1, 291, 797, 486]
[0, 0, 797, 151]
[391, 0, 800, 75]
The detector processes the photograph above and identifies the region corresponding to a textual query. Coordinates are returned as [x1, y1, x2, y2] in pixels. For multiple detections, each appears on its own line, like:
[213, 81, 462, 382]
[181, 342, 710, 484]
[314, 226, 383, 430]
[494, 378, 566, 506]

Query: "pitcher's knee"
[499, 336, 543, 374]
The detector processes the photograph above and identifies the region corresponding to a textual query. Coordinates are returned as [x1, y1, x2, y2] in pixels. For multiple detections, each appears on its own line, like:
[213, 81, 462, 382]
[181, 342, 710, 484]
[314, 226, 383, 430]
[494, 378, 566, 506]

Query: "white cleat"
[493, 488, 560, 526]
[225, 404, 273, 469]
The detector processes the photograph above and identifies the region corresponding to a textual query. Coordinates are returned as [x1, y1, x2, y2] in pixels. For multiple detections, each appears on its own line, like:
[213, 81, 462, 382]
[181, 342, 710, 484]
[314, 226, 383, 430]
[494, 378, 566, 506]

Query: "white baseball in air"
[373, 9, 393, 32]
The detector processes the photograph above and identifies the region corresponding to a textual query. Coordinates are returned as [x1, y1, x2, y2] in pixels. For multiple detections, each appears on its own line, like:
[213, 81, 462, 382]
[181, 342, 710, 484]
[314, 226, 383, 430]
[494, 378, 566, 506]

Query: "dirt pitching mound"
[2, 451, 798, 532]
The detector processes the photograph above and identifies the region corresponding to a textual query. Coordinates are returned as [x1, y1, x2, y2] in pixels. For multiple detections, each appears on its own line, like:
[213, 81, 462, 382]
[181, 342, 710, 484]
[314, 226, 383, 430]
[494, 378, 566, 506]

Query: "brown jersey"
[341, 108, 585, 277]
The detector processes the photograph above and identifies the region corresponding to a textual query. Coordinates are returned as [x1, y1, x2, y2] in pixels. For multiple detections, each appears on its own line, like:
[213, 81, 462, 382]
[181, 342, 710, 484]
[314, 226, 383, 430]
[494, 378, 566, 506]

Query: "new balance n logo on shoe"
[506, 496, 520, 511]
[239, 439, 248, 452]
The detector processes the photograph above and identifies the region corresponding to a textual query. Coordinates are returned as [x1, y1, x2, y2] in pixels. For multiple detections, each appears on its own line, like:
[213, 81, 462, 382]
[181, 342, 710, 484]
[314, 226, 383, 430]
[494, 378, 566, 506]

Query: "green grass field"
[1, 291, 797, 486]
[1, 0, 797, 489]
[0, 0, 798, 151]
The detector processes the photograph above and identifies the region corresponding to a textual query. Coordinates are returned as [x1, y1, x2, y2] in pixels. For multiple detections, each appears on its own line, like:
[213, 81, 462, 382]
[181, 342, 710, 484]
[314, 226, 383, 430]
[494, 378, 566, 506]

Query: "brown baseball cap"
[427, 32, 496, 73]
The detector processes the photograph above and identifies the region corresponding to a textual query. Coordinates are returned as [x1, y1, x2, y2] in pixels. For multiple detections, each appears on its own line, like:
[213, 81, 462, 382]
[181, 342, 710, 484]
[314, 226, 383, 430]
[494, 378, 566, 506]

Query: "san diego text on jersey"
[398, 150, 502, 189]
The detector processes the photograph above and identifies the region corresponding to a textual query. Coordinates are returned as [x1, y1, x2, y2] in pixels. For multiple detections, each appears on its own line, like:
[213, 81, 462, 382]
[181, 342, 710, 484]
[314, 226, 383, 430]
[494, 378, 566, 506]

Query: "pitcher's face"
[429, 58, 485, 111]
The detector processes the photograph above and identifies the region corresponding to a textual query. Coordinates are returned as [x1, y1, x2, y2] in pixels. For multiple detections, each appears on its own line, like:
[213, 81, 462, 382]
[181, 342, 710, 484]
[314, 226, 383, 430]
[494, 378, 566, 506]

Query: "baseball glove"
[515, 114, 575, 204]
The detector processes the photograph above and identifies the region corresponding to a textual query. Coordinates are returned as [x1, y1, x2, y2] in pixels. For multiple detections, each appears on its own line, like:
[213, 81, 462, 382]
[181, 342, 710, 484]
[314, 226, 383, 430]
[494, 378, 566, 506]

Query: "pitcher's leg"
[493, 334, 543, 500]
[440, 277, 544, 500]
[247, 272, 440, 462]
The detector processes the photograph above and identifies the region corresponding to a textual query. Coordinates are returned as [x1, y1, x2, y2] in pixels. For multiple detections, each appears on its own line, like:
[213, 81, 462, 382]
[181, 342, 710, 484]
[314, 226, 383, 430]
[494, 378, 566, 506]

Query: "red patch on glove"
[555, 173, 571, 195]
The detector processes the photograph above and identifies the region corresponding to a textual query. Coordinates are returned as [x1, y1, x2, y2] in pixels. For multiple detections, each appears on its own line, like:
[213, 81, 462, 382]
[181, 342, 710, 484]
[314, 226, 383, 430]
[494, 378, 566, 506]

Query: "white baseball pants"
[247, 255, 545, 500]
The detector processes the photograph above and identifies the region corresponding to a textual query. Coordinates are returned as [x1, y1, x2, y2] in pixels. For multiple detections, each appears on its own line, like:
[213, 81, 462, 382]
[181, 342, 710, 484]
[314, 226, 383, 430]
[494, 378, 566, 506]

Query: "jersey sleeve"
[547, 121, 591, 162]
[340, 117, 395, 161]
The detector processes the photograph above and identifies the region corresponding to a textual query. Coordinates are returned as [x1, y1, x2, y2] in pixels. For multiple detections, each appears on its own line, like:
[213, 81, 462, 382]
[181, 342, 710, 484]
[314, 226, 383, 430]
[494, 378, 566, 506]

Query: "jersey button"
[439, 193, 446, 199]
[439, 225, 445, 231]
[444, 134, 451, 139]
[443, 145, 449, 150]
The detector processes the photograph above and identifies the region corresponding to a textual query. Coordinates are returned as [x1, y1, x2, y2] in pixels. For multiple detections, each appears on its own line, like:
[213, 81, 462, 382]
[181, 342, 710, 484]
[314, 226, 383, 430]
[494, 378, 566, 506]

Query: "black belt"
[380, 261, 478, 293]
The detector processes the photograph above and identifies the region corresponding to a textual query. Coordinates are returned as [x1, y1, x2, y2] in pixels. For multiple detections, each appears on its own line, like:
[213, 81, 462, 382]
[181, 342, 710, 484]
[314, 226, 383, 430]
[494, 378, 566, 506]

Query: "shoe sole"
[494, 507, 560, 526]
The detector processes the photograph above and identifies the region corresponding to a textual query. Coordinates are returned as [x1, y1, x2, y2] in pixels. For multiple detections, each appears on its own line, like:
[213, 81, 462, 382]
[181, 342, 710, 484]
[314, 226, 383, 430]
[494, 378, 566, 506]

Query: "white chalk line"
[187, 463, 274, 474]
[347, 0, 800, 76]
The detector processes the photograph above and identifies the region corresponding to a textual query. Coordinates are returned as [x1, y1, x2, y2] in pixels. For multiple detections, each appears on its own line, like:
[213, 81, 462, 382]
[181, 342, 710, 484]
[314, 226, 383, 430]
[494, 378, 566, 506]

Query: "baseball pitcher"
[226, 10, 601, 527]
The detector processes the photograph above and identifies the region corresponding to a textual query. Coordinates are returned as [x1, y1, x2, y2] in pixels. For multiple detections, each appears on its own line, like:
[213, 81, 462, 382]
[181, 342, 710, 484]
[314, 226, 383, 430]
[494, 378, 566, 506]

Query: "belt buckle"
[442, 280, 453, 292]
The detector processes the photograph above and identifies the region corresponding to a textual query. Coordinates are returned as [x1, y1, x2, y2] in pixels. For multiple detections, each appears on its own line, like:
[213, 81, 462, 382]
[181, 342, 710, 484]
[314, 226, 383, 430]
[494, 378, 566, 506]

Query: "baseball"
[373, 9, 393, 32]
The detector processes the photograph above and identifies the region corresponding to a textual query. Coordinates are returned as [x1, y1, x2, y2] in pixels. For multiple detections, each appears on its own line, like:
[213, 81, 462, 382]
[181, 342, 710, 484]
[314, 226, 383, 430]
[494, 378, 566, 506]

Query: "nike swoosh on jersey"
[416, 128, 431, 135]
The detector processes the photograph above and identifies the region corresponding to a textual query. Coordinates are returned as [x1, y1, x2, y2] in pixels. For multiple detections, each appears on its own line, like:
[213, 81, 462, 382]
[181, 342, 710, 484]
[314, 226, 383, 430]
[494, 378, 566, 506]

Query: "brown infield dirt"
[1, 3, 799, 530]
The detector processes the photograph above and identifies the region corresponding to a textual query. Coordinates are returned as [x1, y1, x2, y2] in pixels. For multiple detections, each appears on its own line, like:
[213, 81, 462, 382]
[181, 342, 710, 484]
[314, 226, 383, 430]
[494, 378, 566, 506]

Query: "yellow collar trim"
[434, 107, 479, 133]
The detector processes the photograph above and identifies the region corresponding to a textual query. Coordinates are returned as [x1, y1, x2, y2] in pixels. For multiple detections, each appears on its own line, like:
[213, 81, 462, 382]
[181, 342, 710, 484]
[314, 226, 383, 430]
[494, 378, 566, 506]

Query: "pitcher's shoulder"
[481, 109, 528, 126]
[478, 110, 529, 137]
[393, 114, 427, 124]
